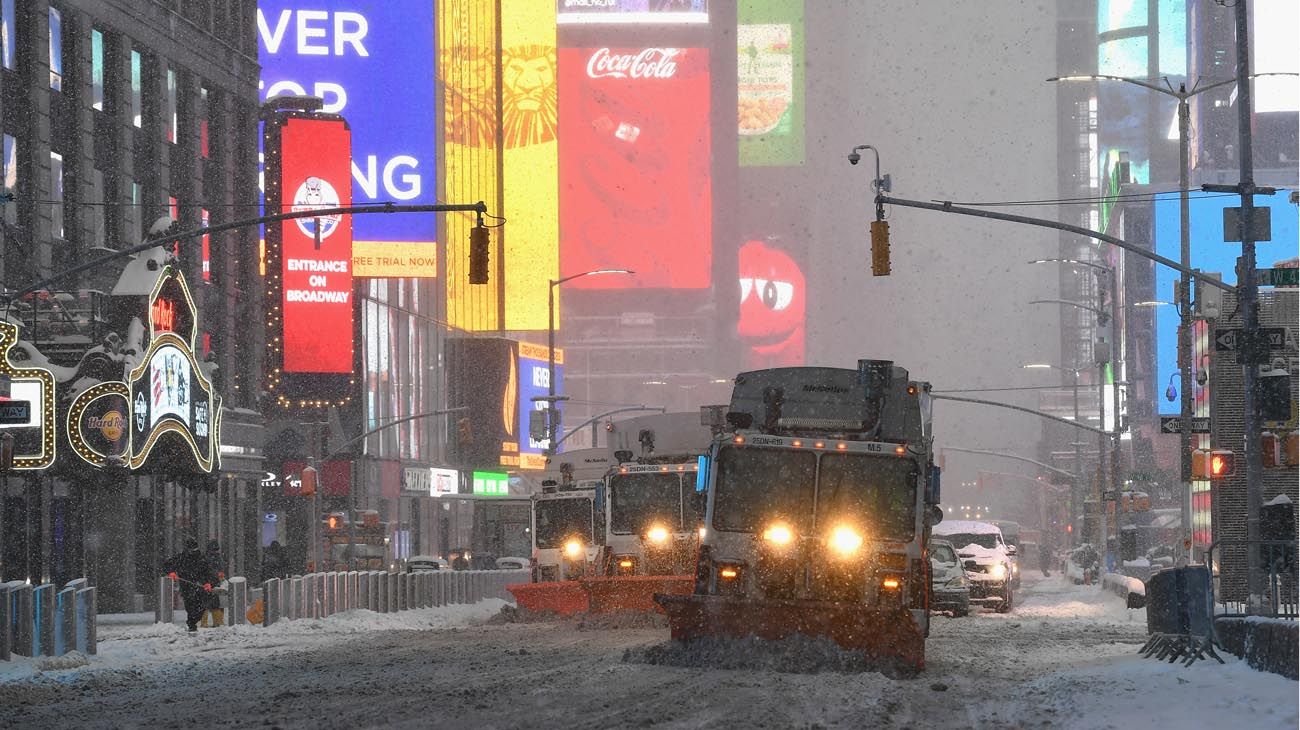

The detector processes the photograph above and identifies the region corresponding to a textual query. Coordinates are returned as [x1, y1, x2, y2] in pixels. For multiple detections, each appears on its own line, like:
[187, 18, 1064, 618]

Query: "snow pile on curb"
[1, 599, 509, 684]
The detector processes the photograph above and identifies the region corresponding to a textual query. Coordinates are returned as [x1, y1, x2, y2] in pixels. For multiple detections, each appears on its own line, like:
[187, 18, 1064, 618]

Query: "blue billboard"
[518, 344, 563, 466]
[1153, 191, 1299, 415]
[257, 3, 437, 246]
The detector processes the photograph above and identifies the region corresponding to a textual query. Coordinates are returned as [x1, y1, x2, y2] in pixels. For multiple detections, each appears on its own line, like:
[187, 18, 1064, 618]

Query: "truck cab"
[528, 448, 613, 583]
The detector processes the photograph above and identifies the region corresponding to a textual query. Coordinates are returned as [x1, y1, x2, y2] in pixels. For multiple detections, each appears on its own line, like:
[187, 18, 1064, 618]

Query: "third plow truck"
[656, 360, 943, 671]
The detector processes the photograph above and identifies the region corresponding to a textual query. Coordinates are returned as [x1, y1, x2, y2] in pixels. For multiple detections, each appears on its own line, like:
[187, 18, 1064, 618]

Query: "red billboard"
[279, 117, 354, 374]
[737, 238, 804, 368]
[559, 47, 712, 289]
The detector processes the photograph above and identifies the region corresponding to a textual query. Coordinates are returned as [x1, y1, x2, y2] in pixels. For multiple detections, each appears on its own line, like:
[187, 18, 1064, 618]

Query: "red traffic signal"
[300, 464, 318, 496]
[1208, 450, 1235, 479]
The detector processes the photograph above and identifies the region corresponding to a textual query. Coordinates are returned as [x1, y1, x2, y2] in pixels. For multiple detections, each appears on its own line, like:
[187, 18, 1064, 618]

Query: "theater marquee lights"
[66, 381, 130, 467]
[0, 320, 57, 470]
[126, 266, 221, 473]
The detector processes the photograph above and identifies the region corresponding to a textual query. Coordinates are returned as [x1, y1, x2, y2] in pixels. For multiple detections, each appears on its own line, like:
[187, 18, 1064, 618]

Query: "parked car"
[407, 555, 450, 572]
[991, 520, 1022, 589]
[928, 539, 970, 617]
[933, 520, 1015, 613]
[495, 556, 529, 571]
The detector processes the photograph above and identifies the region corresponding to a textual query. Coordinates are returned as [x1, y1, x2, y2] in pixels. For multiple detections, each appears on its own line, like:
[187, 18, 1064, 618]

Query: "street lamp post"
[1047, 71, 1296, 565]
[545, 269, 634, 455]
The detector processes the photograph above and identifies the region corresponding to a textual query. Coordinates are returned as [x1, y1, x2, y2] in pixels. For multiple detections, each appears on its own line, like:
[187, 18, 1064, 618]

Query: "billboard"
[257, 2, 438, 255]
[518, 342, 563, 468]
[558, 47, 712, 289]
[1152, 191, 1299, 416]
[556, 0, 708, 25]
[738, 0, 804, 167]
[277, 116, 354, 376]
[737, 238, 805, 368]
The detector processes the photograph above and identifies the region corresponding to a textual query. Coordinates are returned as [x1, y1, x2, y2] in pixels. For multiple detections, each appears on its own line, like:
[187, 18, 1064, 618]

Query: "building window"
[199, 87, 209, 158]
[166, 69, 177, 143]
[48, 7, 63, 90]
[2, 133, 15, 226]
[1, 0, 15, 70]
[50, 152, 64, 239]
[89, 168, 105, 246]
[127, 181, 142, 243]
[201, 208, 210, 281]
[130, 50, 142, 127]
[91, 29, 104, 111]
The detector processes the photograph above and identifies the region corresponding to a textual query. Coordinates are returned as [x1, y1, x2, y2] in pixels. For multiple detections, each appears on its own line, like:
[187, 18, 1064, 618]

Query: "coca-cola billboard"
[559, 47, 712, 289]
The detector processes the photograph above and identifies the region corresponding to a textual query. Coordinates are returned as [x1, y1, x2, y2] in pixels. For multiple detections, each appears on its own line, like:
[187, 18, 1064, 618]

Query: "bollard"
[12, 584, 34, 657]
[436, 571, 447, 606]
[289, 577, 302, 620]
[357, 572, 369, 612]
[228, 577, 248, 625]
[0, 583, 12, 661]
[322, 572, 335, 616]
[351, 572, 360, 611]
[32, 584, 54, 656]
[340, 572, 350, 611]
[55, 587, 76, 655]
[393, 573, 404, 612]
[378, 572, 390, 613]
[280, 578, 290, 621]
[262, 576, 280, 623]
[76, 587, 96, 655]
[305, 574, 317, 619]
[420, 573, 431, 608]
[388, 572, 399, 613]
[157, 576, 175, 625]
[370, 571, 381, 611]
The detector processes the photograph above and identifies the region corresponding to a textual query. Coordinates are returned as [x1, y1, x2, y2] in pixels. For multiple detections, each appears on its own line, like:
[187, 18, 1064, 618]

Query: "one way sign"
[1160, 416, 1211, 434]
[1215, 327, 1287, 352]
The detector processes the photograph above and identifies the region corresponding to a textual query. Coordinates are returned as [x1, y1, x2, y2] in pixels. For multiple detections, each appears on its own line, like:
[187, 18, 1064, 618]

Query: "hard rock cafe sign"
[68, 267, 221, 471]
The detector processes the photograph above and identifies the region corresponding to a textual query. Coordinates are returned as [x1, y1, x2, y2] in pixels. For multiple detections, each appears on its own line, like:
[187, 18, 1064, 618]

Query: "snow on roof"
[933, 519, 1002, 536]
[1265, 494, 1292, 506]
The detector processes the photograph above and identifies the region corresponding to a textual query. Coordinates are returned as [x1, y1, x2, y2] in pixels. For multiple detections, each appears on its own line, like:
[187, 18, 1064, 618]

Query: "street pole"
[547, 280, 556, 455]
[1176, 92, 1195, 564]
[1231, 0, 1264, 611]
[1097, 351, 1108, 569]
[1072, 366, 1082, 549]
[1109, 262, 1124, 559]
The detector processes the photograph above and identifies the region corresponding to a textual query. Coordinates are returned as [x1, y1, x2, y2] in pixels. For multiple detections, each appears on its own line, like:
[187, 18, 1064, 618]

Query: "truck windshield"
[712, 447, 817, 532]
[534, 498, 593, 549]
[817, 453, 916, 542]
[609, 473, 683, 534]
[939, 533, 999, 550]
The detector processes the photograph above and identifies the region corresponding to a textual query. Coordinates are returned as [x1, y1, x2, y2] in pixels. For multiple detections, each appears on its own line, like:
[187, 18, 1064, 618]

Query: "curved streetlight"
[544, 269, 635, 454]
[1029, 299, 1110, 323]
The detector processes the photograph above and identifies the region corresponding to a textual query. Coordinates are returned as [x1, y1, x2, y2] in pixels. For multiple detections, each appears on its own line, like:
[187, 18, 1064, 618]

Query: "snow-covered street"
[1, 575, 1295, 730]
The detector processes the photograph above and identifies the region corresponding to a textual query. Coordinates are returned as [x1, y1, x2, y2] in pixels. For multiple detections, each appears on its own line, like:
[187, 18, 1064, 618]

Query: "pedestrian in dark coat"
[162, 537, 218, 632]
[260, 541, 290, 582]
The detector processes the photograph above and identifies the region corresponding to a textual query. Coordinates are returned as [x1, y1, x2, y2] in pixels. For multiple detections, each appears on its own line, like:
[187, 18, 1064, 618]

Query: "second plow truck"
[585, 412, 715, 613]
[656, 360, 943, 671]
[508, 448, 612, 615]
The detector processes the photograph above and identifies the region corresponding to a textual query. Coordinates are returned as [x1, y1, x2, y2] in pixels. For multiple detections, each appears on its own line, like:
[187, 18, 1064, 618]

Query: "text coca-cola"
[586, 48, 680, 80]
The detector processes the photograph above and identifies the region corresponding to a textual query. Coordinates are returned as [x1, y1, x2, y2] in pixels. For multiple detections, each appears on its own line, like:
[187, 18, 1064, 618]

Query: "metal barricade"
[1207, 539, 1298, 619]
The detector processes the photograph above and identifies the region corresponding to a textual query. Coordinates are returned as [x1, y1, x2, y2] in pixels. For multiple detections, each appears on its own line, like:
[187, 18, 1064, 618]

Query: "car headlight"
[1012, 563, 1019, 574]
[646, 525, 670, 545]
[762, 522, 794, 547]
[826, 525, 863, 558]
[990, 563, 1007, 579]
[564, 540, 584, 559]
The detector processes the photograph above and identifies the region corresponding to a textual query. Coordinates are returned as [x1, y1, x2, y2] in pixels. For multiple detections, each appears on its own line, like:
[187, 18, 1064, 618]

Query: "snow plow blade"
[506, 581, 590, 616]
[654, 593, 925, 670]
[580, 576, 694, 614]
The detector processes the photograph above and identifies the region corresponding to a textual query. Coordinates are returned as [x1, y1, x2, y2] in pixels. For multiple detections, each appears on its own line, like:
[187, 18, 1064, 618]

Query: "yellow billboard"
[352, 242, 438, 278]
[439, 0, 558, 332]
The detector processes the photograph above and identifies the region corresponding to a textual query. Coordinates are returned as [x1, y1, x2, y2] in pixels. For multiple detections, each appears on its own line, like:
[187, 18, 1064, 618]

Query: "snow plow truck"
[656, 360, 943, 671]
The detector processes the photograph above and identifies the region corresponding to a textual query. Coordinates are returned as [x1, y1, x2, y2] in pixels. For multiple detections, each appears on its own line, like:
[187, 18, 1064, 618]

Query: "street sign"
[1256, 268, 1299, 288]
[1223, 206, 1272, 242]
[1160, 416, 1211, 434]
[0, 400, 31, 424]
[1215, 327, 1287, 352]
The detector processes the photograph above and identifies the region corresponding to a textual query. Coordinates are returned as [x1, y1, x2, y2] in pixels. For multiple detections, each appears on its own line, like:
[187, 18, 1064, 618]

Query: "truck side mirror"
[926, 465, 941, 505]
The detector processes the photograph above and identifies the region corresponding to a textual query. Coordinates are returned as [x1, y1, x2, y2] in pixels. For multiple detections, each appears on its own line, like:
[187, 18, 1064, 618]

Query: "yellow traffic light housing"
[870, 220, 890, 276]
[1191, 449, 1207, 479]
[1208, 449, 1235, 479]
[469, 224, 490, 284]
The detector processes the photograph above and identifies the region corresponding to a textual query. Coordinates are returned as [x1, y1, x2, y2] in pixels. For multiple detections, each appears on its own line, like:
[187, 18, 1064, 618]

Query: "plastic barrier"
[0, 580, 96, 661]
[1139, 565, 1222, 666]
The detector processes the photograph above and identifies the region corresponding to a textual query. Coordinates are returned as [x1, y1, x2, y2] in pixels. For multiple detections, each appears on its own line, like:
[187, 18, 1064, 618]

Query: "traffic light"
[1285, 431, 1300, 467]
[469, 224, 490, 284]
[456, 417, 474, 445]
[1191, 449, 1207, 479]
[1262, 432, 1282, 469]
[1208, 449, 1235, 479]
[300, 464, 317, 496]
[870, 219, 890, 276]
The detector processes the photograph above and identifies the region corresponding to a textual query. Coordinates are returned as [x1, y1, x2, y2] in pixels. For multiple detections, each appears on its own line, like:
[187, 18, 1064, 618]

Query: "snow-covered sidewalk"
[0, 598, 509, 684]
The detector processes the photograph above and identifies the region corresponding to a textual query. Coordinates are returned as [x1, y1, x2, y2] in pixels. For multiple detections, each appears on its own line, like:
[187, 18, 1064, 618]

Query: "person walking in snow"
[162, 537, 218, 632]
[203, 539, 227, 626]
[260, 540, 290, 583]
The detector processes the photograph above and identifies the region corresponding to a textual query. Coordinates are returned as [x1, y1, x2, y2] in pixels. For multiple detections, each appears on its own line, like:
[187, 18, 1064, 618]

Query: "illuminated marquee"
[0, 321, 57, 469]
[126, 267, 221, 473]
[66, 381, 130, 467]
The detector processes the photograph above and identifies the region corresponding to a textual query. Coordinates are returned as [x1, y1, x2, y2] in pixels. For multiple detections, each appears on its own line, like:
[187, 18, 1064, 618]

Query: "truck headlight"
[826, 525, 863, 557]
[762, 522, 794, 547]
[646, 525, 670, 545]
[990, 563, 1007, 579]
[564, 540, 584, 560]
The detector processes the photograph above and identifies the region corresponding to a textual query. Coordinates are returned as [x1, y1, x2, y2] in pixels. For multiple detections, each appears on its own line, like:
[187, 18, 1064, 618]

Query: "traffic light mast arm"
[873, 194, 1236, 295]
[317, 407, 470, 464]
[2, 201, 490, 302]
